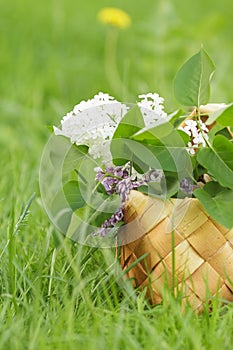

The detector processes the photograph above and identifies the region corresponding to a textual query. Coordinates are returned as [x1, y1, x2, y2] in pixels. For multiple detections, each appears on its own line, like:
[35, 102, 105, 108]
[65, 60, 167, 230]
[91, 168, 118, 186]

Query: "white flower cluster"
[54, 92, 127, 160]
[179, 119, 209, 155]
[54, 91, 167, 160]
[72, 92, 116, 113]
[137, 93, 168, 127]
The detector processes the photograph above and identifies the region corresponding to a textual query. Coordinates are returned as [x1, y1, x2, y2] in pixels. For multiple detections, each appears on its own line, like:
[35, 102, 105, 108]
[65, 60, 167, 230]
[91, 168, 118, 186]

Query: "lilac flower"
[113, 166, 124, 178]
[103, 206, 124, 227]
[93, 165, 164, 236]
[94, 167, 105, 182]
[102, 177, 118, 194]
[93, 205, 124, 237]
[180, 178, 199, 195]
[105, 166, 115, 174]
[143, 169, 164, 183]
[116, 178, 133, 202]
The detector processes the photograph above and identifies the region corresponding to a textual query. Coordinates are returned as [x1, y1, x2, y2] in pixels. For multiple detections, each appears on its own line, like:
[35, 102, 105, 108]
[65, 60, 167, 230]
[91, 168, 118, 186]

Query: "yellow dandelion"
[97, 7, 131, 29]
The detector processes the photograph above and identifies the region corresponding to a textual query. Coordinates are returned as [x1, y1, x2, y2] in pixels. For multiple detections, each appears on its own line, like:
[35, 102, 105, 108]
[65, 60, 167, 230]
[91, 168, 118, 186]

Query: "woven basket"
[120, 190, 233, 311]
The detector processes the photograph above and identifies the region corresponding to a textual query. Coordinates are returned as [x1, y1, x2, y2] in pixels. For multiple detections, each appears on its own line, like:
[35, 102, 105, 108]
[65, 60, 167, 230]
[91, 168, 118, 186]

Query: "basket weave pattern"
[120, 191, 233, 311]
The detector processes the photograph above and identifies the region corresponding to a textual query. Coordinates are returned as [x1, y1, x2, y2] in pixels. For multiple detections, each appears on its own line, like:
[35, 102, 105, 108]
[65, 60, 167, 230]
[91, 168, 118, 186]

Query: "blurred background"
[1, 3, 233, 345]
[1, 0, 233, 206]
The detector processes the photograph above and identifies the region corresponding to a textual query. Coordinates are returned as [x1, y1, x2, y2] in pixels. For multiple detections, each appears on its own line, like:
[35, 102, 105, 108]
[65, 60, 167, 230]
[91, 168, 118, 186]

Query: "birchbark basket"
[120, 190, 233, 312]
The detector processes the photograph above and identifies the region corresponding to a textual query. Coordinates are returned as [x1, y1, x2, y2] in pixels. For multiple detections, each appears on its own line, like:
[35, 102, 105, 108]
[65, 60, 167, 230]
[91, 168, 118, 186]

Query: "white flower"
[54, 92, 128, 160]
[92, 92, 115, 103]
[193, 132, 209, 147]
[137, 92, 168, 127]
[73, 92, 116, 114]
[179, 119, 209, 154]
[182, 120, 198, 136]
[187, 142, 196, 155]
[54, 91, 168, 160]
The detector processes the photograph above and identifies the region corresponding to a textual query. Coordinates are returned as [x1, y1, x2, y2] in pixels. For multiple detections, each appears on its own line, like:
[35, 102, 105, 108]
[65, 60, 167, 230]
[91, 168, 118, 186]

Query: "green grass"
[1, 0, 233, 349]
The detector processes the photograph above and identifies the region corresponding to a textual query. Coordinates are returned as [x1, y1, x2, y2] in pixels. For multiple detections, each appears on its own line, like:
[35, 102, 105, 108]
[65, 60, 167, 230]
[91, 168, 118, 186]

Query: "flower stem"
[105, 27, 132, 101]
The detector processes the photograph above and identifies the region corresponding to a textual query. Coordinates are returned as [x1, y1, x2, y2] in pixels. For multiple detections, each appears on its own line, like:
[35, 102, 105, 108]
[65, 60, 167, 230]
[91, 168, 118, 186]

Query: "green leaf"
[194, 182, 233, 229]
[110, 138, 130, 166]
[132, 122, 175, 144]
[62, 144, 89, 174]
[89, 194, 121, 227]
[66, 206, 95, 240]
[132, 123, 192, 177]
[49, 188, 73, 233]
[124, 139, 160, 173]
[167, 109, 185, 127]
[176, 129, 191, 144]
[213, 135, 233, 170]
[112, 105, 145, 139]
[111, 132, 192, 176]
[216, 103, 233, 126]
[63, 180, 85, 211]
[133, 122, 190, 147]
[197, 135, 233, 189]
[207, 123, 227, 143]
[173, 48, 215, 106]
[164, 174, 181, 198]
[142, 144, 192, 177]
[172, 117, 187, 129]
[111, 137, 160, 171]
[216, 127, 233, 140]
[168, 109, 184, 119]
[205, 106, 227, 125]
[205, 103, 233, 126]
[110, 106, 145, 165]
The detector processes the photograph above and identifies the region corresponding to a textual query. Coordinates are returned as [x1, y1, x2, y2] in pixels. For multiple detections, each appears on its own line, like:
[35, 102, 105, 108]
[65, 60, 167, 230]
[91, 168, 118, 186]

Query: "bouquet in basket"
[52, 48, 233, 243]
[46, 48, 233, 310]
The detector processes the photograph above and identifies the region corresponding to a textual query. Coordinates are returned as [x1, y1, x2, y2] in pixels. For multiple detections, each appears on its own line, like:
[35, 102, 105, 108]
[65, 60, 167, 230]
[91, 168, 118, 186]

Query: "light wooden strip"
[187, 220, 226, 260]
[165, 240, 204, 280]
[185, 262, 224, 301]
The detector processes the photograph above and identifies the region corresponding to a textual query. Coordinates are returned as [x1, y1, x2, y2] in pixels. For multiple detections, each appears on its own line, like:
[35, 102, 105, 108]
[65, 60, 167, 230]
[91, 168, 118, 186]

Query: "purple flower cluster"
[93, 165, 164, 236]
[96, 205, 125, 237]
[179, 178, 199, 195]
[95, 165, 130, 195]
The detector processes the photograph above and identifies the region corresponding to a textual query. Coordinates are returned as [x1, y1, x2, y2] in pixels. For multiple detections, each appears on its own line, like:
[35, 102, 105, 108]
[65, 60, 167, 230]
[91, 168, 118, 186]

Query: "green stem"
[105, 27, 132, 101]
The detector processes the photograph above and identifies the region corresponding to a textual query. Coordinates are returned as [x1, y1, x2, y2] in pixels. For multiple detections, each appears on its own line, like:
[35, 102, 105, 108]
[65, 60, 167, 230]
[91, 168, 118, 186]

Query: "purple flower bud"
[95, 167, 105, 182]
[113, 166, 124, 178]
[116, 178, 132, 202]
[144, 169, 164, 182]
[180, 178, 199, 195]
[93, 227, 109, 237]
[105, 166, 115, 175]
[102, 177, 118, 194]
[93, 204, 125, 236]
[113, 206, 124, 221]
